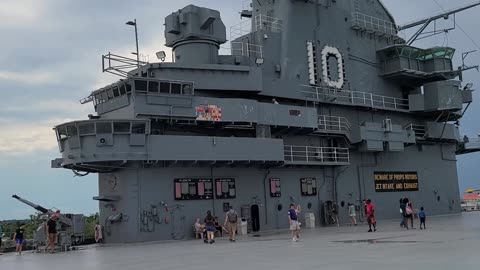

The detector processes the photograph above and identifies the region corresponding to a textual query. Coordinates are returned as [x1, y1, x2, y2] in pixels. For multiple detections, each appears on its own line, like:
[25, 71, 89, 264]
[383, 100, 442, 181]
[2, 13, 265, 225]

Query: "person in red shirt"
[365, 199, 377, 232]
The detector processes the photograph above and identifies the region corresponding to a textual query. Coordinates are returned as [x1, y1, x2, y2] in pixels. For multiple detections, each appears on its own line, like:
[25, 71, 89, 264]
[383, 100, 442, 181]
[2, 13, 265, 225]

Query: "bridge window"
[160, 82, 170, 94]
[78, 123, 95, 136]
[148, 81, 159, 93]
[171, 83, 182, 95]
[57, 126, 68, 140]
[114, 122, 131, 133]
[107, 88, 114, 99]
[96, 122, 112, 134]
[119, 84, 127, 95]
[66, 125, 78, 137]
[101, 91, 108, 103]
[131, 122, 146, 134]
[94, 93, 102, 105]
[126, 83, 132, 93]
[135, 80, 148, 92]
[113, 86, 120, 97]
[182, 83, 193, 95]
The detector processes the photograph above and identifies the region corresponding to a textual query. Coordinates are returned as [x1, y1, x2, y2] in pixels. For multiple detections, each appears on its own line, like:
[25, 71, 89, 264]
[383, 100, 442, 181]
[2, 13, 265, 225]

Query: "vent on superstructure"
[306, 41, 318, 85]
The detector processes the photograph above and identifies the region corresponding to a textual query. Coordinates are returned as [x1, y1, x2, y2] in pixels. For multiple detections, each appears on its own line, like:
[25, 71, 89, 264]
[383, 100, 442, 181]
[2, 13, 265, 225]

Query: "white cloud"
[0, 0, 44, 28]
[1, 99, 93, 115]
[0, 121, 59, 154]
[0, 103, 92, 155]
[0, 70, 58, 85]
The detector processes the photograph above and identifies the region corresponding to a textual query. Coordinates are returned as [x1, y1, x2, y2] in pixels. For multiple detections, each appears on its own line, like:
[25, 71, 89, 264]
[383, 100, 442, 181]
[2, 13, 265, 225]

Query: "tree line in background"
[1, 213, 98, 240]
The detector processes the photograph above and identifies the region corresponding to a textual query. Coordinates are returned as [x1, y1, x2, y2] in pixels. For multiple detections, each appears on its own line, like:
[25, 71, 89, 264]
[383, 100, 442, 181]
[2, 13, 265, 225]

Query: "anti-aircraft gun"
[11, 194, 85, 251]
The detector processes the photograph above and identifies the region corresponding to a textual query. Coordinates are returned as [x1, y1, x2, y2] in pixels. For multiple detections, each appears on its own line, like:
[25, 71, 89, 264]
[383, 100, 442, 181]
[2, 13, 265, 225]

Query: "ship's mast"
[398, 1, 480, 45]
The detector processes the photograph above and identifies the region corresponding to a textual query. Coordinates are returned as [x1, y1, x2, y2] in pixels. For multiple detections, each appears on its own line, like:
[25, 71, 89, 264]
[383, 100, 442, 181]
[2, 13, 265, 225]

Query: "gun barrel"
[12, 194, 50, 214]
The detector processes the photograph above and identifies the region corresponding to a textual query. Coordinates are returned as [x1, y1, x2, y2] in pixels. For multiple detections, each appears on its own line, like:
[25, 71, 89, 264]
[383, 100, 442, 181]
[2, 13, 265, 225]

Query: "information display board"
[300, 177, 317, 196]
[174, 178, 213, 200]
[374, 172, 419, 192]
[215, 178, 236, 199]
[270, 178, 281, 197]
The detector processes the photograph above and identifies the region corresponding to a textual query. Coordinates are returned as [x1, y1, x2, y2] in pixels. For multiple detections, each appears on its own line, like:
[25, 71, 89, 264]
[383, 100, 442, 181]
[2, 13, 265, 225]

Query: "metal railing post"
[305, 147, 309, 163]
[370, 93, 374, 107]
[290, 147, 294, 162]
[334, 148, 338, 163]
[320, 147, 323, 162]
[394, 98, 397, 109]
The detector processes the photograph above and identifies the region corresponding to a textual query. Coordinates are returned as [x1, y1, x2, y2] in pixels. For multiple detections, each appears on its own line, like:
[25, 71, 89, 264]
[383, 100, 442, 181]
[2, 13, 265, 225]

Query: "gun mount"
[12, 194, 72, 226]
[11, 194, 85, 250]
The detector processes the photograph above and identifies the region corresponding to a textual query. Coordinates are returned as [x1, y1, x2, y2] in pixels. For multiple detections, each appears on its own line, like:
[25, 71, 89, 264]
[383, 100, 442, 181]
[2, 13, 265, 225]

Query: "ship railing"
[284, 145, 350, 164]
[404, 124, 426, 137]
[464, 137, 480, 149]
[230, 19, 252, 41]
[230, 13, 282, 41]
[254, 14, 283, 33]
[317, 115, 351, 133]
[300, 85, 409, 111]
[231, 42, 263, 58]
[351, 12, 398, 36]
[102, 52, 148, 78]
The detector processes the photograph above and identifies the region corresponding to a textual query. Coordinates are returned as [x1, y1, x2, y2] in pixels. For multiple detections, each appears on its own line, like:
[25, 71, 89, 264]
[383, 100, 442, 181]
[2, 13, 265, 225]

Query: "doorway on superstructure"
[251, 204, 260, 232]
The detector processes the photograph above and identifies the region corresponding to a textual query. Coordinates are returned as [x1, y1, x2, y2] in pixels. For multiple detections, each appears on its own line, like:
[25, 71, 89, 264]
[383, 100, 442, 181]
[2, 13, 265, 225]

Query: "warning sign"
[374, 172, 419, 192]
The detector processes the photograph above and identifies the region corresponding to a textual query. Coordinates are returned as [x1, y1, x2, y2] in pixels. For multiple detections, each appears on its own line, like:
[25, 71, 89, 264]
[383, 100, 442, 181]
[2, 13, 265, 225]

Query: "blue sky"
[0, 0, 479, 220]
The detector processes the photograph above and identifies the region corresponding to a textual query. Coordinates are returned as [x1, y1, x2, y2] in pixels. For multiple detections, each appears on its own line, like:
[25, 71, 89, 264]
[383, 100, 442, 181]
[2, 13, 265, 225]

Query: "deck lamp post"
[126, 19, 140, 67]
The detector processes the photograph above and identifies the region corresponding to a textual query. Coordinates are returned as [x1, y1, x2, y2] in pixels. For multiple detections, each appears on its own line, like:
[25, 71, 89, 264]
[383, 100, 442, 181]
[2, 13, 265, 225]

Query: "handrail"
[464, 137, 480, 149]
[317, 115, 351, 133]
[230, 13, 283, 41]
[284, 145, 350, 164]
[404, 123, 426, 138]
[231, 42, 263, 58]
[301, 85, 409, 111]
[254, 14, 283, 32]
[351, 12, 397, 36]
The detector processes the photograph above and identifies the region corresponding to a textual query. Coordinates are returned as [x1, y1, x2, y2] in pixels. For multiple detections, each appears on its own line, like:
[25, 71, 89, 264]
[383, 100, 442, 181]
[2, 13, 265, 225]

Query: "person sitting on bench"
[194, 218, 205, 239]
[214, 217, 223, 237]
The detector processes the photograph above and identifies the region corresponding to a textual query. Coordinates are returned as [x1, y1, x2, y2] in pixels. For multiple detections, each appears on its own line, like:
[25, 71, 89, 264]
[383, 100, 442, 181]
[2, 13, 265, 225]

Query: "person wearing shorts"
[348, 203, 357, 226]
[47, 216, 58, 253]
[204, 211, 216, 244]
[288, 204, 300, 242]
[13, 224, 25, 255]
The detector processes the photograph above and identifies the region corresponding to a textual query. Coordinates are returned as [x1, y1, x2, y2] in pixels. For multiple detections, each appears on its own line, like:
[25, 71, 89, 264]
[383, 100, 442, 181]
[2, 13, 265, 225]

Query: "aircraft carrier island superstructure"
[52, 1, 480, 242]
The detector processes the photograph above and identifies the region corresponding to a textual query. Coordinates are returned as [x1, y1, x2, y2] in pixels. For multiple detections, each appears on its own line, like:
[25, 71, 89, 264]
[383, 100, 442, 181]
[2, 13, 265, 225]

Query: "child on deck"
[419, 207, 426, 230]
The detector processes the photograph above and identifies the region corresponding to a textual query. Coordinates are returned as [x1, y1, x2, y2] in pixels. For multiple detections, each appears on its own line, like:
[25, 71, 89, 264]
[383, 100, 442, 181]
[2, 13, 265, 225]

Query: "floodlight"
[156, 51, 167, 61]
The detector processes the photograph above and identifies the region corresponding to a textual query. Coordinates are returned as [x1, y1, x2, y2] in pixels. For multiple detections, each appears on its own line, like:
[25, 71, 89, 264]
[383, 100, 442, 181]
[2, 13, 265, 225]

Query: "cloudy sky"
[0, 0, 479, 220]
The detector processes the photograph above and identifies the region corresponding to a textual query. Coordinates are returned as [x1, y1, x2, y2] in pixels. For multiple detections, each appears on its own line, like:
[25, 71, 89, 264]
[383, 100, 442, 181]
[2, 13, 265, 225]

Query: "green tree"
[84, 213, 99, 239]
